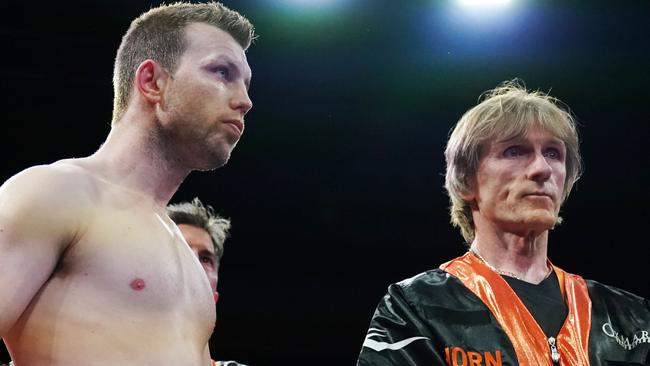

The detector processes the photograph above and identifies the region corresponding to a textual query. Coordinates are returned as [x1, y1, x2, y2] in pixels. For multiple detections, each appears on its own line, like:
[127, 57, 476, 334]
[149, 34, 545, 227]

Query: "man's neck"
[87, 120, 189, 207]
[471, 229, 551, 284]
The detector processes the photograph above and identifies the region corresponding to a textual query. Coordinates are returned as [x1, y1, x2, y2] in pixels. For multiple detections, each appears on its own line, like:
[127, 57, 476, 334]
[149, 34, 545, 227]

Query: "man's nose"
[526, 152, 553, 183]
[230, 85, 253, 116]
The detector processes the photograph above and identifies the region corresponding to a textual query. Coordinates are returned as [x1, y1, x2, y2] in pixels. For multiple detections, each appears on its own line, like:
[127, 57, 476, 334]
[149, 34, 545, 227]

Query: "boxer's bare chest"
[33, 197, 215, 337]
[7, 197, 215, 362]
[51, 202, 215, 331]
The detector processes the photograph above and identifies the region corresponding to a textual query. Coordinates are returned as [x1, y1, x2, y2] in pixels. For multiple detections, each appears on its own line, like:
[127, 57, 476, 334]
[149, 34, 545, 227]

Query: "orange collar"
[441, 252, 591, 366]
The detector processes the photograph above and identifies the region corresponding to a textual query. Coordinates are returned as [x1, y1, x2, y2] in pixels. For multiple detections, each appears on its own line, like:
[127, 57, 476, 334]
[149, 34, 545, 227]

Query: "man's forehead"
[184, 22, 247, 57]
[178, 224, 215, 250]
[491, 129, 565, 145]
[183, 23, 252, 78]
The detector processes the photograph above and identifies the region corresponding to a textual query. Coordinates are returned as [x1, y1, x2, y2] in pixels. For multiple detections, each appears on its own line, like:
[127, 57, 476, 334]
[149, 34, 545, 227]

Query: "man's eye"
[213, 67, 229, 78]
[544, 148, 561, 160]
[504, 146, 523, 157]
[200, 256, 214, 265]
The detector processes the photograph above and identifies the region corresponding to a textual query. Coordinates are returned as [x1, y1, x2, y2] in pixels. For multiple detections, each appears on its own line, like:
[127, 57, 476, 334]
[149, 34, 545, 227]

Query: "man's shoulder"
[584, 278, 649, 307]
[1, 160, 96, 197]
[584, 278, 650, 344]
[0, 160, 100, 226]
[393, 268, 450, 290]
[387, 268, 476, 307]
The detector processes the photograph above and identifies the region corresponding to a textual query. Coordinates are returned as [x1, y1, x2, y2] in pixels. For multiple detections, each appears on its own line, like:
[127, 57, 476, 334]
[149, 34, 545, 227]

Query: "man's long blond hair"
[444, 79, 583, 243]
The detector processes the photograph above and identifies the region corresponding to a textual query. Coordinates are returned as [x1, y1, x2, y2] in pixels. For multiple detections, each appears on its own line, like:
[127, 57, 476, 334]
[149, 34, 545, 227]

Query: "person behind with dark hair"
[0, 2, 255, 364]
[168, 198, 231, 305]
[167, 197, 248, 366]
[357, 80, 650, 365]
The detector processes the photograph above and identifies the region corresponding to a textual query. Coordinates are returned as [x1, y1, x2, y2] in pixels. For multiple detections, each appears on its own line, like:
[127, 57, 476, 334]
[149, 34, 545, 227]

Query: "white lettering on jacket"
[602, 322, 650, 350]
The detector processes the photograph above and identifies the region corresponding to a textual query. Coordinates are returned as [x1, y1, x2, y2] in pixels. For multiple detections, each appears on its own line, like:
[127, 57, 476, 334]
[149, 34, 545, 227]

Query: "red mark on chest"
[129, 278, 146, 291]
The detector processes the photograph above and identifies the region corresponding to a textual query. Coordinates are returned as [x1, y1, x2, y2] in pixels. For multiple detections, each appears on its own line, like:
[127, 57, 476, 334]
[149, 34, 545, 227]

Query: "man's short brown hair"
[112, 1, 256, 123]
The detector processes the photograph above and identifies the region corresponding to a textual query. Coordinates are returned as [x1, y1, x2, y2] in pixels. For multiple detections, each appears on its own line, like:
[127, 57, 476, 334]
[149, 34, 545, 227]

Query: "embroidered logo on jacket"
[444, 346, 503, 366]
[602, 321, 650, 350]
[361, 328, 429, 351]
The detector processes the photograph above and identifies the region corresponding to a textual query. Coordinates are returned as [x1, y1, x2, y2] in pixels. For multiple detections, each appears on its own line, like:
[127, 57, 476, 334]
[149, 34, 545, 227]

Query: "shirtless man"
[0, 2, 255, 365]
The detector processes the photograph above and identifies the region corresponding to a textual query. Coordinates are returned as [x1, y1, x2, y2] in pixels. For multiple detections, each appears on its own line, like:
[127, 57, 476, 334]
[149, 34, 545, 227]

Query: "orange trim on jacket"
[440, 252, 591, 365]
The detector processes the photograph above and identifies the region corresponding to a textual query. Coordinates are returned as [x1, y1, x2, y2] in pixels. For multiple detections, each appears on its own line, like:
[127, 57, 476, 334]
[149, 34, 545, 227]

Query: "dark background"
[1, 0, 648, 364]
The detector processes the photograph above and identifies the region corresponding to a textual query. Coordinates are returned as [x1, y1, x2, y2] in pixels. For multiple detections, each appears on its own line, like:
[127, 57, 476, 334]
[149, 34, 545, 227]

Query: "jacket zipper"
[548, 336, 560, 365]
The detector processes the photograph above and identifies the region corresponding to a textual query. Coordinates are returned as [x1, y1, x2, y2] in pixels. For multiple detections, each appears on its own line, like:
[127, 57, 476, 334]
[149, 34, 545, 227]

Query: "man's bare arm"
[0, 165, 85, 337]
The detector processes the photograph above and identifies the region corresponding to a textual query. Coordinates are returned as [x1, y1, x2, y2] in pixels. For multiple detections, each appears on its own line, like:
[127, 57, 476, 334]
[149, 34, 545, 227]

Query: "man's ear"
[458, 180, 478, 208]
[459, 188, 475, 203]
[214, 291, 220, 304]
[134, 59, 169, 106]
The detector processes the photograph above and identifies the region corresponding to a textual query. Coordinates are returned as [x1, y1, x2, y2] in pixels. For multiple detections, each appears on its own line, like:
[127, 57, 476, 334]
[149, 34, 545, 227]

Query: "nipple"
[130, 278, 146, 291]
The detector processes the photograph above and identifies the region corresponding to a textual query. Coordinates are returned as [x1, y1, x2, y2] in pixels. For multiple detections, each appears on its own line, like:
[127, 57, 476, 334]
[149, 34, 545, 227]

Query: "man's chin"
[520, 213, 558, 233]
[499, 211, 557, 236]
[194, 150, 231, 171]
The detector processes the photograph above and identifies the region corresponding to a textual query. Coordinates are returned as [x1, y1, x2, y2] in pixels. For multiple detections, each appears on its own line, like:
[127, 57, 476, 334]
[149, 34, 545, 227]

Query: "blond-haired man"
[0, 2, 255, 364]
[357, 80, 650, 365]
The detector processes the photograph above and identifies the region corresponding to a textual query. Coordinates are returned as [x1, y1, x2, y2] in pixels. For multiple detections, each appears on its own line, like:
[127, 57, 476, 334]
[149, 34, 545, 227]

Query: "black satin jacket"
[357, 262, 650, 365]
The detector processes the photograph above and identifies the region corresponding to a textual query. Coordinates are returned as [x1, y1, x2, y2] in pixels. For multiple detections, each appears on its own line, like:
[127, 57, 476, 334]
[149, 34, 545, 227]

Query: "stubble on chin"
[492, 200, 558, 236]
[193, 144, 232, 171]
[516, 207, 559, 234]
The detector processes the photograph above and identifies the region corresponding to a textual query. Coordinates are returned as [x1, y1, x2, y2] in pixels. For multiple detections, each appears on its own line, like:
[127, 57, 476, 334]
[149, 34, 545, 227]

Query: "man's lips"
[523, 192, 554, 200]
[223, 119, 244, 135]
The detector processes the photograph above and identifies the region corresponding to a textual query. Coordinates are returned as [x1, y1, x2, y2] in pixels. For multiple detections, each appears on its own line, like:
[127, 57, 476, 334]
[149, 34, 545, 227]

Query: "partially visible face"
[177, 223, 219, 299]
[465, 129, 567, 236]
[159, 22, 253, 170]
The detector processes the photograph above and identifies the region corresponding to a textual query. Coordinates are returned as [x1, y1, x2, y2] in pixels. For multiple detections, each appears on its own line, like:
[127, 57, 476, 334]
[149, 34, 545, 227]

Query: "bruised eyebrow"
[208, 55, 252, 90]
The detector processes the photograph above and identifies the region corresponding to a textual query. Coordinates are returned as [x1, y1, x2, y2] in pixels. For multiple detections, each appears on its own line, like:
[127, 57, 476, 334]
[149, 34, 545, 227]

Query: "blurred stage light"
[419, 0, 528, 60]
[457, 0, 513, 8]
[447, 0, 520, 28]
